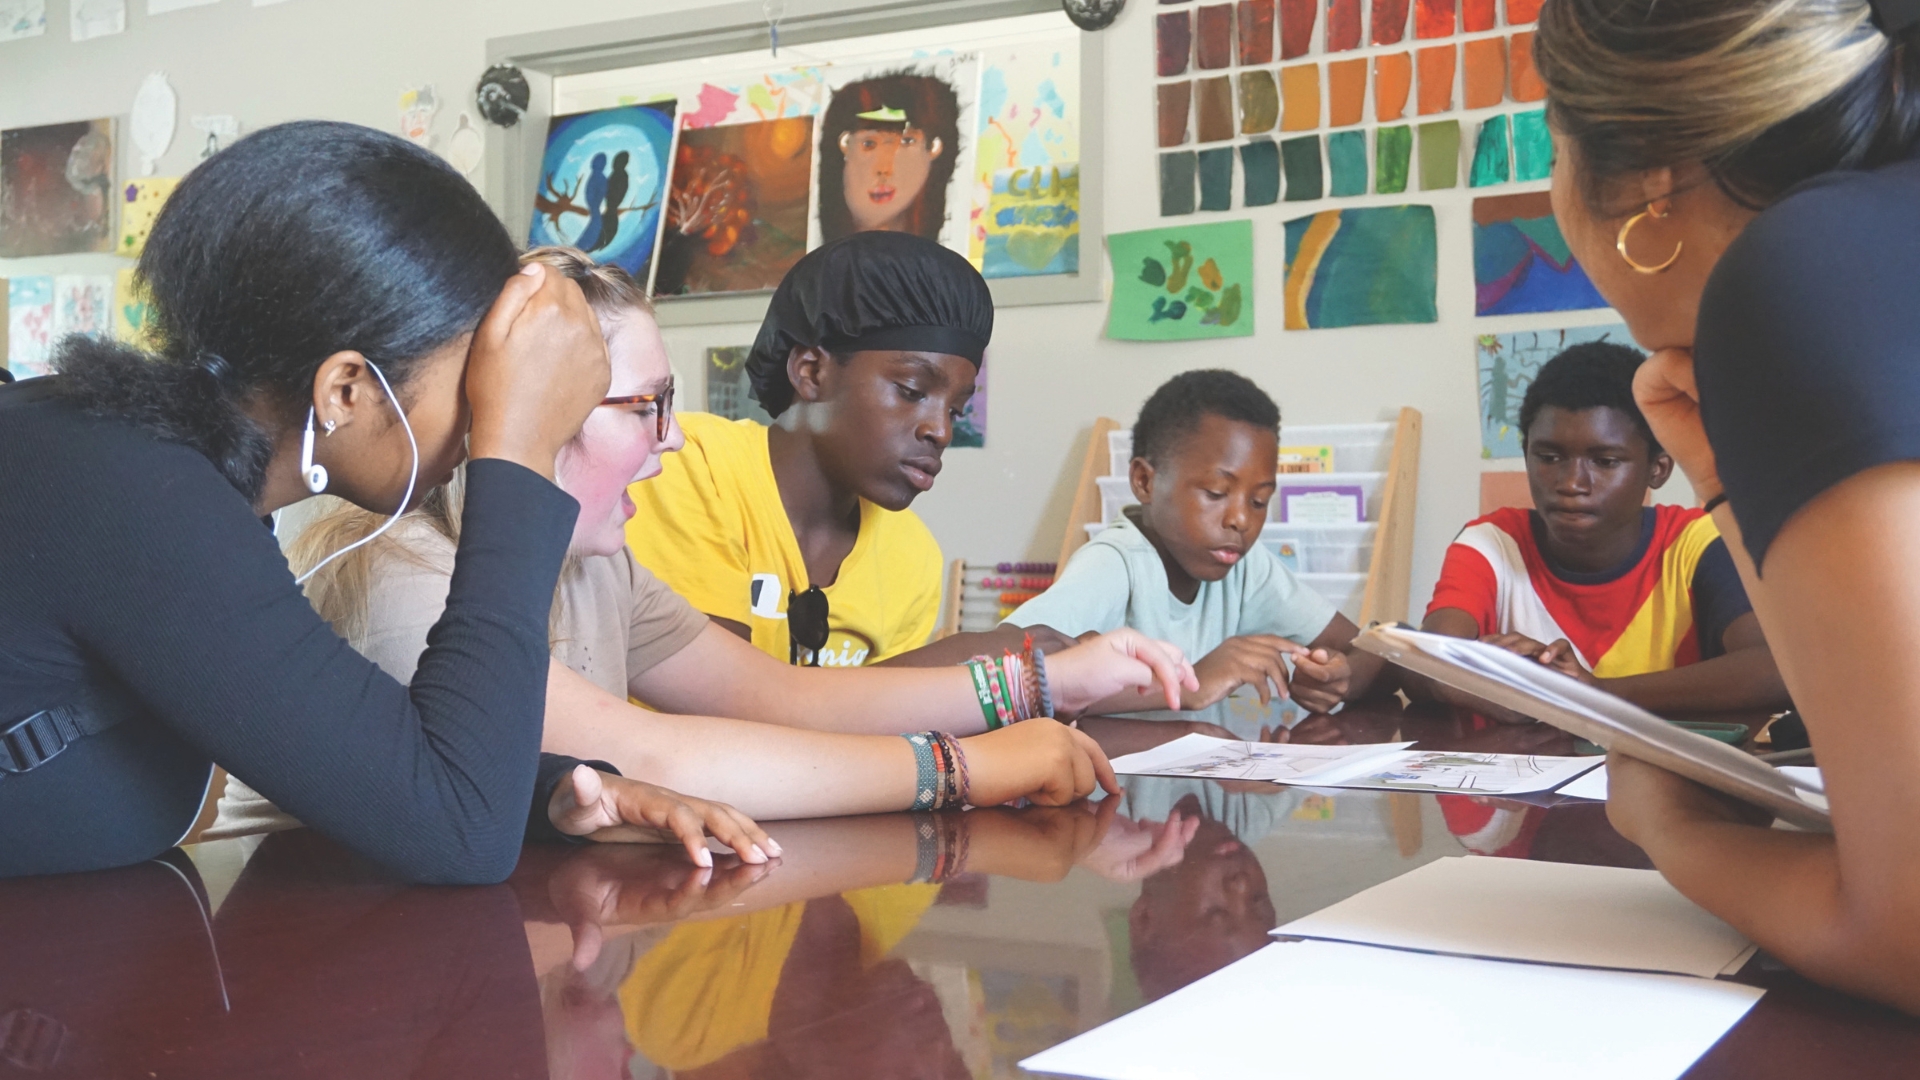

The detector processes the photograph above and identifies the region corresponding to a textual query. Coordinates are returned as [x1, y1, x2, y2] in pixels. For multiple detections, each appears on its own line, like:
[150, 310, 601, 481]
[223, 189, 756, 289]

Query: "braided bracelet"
[935, 731, 971, 807]
[905, 732, 942, 810]
[1026, 634, 1056, 718]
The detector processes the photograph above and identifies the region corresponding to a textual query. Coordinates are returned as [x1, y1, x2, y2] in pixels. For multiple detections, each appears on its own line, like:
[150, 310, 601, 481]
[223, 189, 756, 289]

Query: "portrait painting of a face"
[815, 60, 976, 254]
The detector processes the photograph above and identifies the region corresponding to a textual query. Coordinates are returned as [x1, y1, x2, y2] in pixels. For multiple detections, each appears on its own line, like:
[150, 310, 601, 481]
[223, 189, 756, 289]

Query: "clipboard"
[1354, 624, 1832, 831]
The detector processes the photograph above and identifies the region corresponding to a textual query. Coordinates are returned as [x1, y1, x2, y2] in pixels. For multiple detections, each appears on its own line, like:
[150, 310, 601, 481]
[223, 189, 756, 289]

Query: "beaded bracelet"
[904, 730, 970, 810]
[935, 731, 971, 807]
[1031, 638, 1055, 719]
[905, 732, 941, 810]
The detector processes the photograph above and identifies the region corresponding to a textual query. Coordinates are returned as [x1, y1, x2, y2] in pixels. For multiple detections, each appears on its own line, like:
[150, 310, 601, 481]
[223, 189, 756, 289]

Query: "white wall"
[2, 0, 1683, 620]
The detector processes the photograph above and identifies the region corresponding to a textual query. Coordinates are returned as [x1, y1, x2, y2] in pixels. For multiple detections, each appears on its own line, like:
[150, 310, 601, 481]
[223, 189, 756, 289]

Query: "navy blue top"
[1695, 155, 1920, 571]
[0, 379, 598, 882]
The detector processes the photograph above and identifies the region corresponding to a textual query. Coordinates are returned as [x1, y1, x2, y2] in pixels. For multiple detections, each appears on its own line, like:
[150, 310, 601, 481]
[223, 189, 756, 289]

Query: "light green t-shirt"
[1003, 512, 1338, 661]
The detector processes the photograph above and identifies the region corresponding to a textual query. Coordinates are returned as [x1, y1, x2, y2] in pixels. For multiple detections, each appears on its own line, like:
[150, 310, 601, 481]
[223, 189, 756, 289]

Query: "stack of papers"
[1022, 857, 1765, 1080]
[1021, 941, 1763, 1080]
[1274, 856, 1757, 978]
[1106, 733, 1412, 783]
[1109, 733, 1602, 797]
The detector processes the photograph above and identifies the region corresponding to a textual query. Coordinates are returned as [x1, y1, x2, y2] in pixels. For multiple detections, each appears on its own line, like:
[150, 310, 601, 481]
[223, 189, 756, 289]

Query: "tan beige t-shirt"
[207, 516, 708, 839]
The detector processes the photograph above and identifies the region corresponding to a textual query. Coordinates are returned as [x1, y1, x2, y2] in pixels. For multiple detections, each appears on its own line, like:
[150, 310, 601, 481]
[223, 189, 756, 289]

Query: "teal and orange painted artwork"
[1105, 220, 1254, 341]
[1282, 205, 1436, 329]
[1472, 191, 1608, 315]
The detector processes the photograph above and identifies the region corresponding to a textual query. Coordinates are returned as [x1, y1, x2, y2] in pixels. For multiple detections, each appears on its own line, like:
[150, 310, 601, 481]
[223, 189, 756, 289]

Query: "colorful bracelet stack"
[910, 811, 970, 884]
[903, 730, 971, 810]
[963, 633, 1056, 730]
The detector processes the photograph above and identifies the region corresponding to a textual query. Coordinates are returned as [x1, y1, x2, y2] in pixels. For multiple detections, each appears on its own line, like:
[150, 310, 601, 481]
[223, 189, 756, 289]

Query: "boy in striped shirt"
[1422, 342, 1788, 714]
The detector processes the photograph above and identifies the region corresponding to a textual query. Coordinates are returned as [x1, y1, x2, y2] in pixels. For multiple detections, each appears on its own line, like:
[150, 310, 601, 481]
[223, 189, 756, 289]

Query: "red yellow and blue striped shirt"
[1426, 506, 1752, 677]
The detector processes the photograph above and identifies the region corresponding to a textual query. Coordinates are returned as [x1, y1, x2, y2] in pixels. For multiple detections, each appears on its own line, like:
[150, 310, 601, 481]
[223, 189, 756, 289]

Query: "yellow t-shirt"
[617, 884, 939, 1071]
[626, 412, 944, 666]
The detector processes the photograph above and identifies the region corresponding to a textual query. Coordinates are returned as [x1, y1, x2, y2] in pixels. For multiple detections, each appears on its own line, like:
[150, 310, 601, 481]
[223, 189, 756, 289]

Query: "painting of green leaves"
[1105, 220, 1254, 341]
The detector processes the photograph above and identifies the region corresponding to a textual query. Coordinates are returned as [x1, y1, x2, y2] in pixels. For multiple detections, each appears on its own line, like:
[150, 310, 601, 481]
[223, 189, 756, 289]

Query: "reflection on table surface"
[5, 699, 1917, 1080]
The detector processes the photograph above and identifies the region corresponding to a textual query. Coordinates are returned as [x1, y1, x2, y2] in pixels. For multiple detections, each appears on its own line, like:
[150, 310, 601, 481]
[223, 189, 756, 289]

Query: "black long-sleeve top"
[0, 379, 594, 882]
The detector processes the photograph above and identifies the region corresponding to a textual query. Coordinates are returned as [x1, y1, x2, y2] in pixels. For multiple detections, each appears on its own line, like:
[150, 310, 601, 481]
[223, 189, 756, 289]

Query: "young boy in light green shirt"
[1004, 370, 1385, 713]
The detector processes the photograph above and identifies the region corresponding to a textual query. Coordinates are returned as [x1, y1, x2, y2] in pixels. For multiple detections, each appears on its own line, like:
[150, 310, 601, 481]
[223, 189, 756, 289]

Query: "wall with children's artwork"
[0, 0, 1690, 621]
[625, 2, 1694, 619]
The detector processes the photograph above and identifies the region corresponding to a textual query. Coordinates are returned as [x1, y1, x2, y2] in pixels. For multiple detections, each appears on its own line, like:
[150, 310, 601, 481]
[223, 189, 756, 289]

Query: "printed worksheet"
[1109, 733, 1412, 783]
[1302, 751, 1601, 796]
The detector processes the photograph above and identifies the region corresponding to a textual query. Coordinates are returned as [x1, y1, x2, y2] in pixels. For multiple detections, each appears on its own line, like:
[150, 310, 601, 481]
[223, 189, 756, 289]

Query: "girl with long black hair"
[0, 121, 774, 882]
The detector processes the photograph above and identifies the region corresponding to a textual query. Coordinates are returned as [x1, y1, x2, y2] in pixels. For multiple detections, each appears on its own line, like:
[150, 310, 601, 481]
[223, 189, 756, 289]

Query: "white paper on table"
[1020, 940, 1764, 1080]
[1294, 748, 1602, 795]
[1557, 763, 1824, 803]
[1272, 855, 1754, 979]
[148, 0, 218, 13]
[1107, 733, 1411, 783]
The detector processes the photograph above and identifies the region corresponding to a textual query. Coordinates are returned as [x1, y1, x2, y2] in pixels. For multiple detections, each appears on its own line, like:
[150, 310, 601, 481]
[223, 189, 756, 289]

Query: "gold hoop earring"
[1616, 200, 1682, 274]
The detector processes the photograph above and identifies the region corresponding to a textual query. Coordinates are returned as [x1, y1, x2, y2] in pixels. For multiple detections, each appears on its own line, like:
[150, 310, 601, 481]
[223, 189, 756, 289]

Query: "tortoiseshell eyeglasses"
[599, 384, 675, 441]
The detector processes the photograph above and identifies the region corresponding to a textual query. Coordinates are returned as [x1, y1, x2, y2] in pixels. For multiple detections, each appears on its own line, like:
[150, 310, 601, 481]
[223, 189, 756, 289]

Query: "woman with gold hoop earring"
[1534, 0, 1920, 1015]
[1616, 199, 1683, 274]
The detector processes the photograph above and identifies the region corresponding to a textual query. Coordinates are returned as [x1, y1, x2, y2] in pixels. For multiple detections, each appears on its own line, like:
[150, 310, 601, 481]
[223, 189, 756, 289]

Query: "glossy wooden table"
[5, 700, 1917, 1079]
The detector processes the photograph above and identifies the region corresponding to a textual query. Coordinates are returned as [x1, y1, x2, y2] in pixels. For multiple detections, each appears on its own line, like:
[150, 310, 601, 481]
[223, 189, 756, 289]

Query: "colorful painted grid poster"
[528, 102, 676, 285]
[116, 176, 178, 258]
[656, 117, 814, 296]
[970, 41, 1081, 278]
[1282, 205, 1436, 329]
[0, 119, 114, 257]
[813, 54, 979, 257]
[1106, 220, 1253, 341]
[1472, 191, 1609, 315]
[6, 275, 53, 377]
[1476, 323, 1635, 458]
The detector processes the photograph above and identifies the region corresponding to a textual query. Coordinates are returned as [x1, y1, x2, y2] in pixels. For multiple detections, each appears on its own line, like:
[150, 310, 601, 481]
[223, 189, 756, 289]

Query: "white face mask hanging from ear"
[294, 360, 419, 587]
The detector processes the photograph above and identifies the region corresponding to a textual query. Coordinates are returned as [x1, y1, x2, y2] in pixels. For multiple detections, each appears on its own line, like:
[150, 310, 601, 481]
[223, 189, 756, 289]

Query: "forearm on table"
[641, 627, 990, 735]
[543, 662, 918, 818]
[1635, 817, 1920, 1009]
[1600, 647, 1789, 712]
[728, 663, 989, 734]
